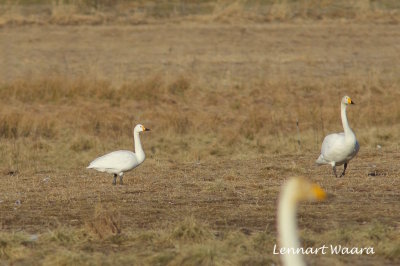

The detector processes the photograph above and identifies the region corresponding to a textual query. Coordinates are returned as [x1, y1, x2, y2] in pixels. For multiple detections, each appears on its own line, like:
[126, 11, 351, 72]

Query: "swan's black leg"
[112, 174, 117, 185]
[332, 165, 338, 178]
[340, 163, 348, 177]
[119, 174, 123, 185]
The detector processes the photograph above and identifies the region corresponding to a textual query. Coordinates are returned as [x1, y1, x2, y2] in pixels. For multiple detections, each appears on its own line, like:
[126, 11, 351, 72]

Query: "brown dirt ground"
[0, 16, 399, 266]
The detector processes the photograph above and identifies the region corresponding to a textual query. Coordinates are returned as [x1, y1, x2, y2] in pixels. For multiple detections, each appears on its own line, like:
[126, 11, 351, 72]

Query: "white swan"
[278, 177, 326, 266]
[87, 124, 150, 185]
[316, 95, 359, 177]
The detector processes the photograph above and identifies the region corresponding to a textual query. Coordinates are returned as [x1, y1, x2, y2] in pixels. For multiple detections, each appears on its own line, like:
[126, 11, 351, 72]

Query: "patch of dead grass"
[0, 11, 399, 265]
[1, 0, 400, 27]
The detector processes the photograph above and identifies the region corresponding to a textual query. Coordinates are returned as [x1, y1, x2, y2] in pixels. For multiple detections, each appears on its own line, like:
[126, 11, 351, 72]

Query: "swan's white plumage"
[316, 133, 359, 166]
[316, 95, 359, 176]
[87, 124, 150, 184]
[278, 177, 326, 266]
[87, 150, 140, 175]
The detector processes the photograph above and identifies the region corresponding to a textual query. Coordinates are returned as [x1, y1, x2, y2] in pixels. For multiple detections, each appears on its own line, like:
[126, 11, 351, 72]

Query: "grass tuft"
[171, 217, 213, 243]
[85, 205, 121, 239]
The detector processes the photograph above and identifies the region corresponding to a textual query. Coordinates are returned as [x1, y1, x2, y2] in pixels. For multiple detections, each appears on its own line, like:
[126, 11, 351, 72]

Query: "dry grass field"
[0, 1, 400, 265]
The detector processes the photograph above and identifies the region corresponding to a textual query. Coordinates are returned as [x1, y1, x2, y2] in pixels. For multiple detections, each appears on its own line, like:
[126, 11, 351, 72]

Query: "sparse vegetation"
[1, 0, 400, 26]
[0, 1, 399, 265]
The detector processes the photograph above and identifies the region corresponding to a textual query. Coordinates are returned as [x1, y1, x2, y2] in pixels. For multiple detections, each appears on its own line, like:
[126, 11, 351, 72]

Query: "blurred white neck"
[278, 185, 306, 266]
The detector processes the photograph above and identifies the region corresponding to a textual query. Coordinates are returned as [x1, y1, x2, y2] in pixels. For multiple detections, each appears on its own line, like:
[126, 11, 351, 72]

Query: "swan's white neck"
[278, 185, 306, 266]
[341, 103, 354, 138]
[134, 131, 145, 164]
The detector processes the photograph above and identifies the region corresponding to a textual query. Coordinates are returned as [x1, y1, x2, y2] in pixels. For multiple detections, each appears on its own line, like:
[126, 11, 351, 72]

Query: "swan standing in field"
[87, 124, 150, 185]
[278, 177, 326, 266]
[316, 96, 359, 177]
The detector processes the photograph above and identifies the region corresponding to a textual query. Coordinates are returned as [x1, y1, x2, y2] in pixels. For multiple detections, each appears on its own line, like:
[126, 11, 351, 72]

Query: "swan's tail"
[315, 154, 326, 165]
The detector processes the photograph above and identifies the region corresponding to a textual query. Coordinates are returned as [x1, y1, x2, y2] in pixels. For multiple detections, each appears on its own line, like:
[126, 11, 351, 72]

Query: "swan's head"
[342, 95, 354, 105]
[134, 124, 151, 133]
[284, 177, 326, 204]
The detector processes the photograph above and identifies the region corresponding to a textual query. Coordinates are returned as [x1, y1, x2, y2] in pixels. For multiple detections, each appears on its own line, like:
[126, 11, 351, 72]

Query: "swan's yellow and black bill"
[311, 184, 326, 200]
[348, 98, 355, 105]
[144, 128, 151, 131]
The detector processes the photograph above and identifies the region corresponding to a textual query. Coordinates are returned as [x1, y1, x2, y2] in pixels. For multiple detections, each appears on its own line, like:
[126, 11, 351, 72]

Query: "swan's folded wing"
[321, 133, 345, 159]
[88, 150, 137, 171]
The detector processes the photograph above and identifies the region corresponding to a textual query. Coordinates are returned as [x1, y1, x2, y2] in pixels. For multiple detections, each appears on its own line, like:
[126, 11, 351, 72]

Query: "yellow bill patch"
[312, 184, 326, 200]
